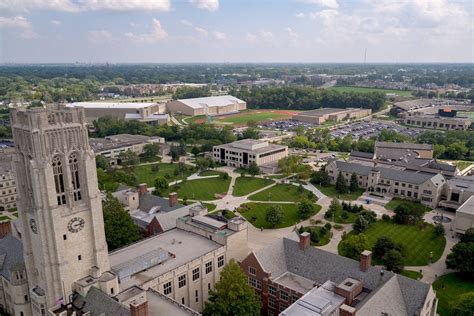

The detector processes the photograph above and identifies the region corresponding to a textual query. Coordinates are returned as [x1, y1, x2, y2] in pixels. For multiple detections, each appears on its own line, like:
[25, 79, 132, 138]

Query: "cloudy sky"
[0, 0, 472, 63]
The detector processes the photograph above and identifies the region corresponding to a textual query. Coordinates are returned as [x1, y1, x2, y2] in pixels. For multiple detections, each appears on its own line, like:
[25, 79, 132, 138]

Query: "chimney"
[299, 232, 311, 250]
[130, 300, 148, 316]
[339, 304, 356, 316]
[360, 250, 372, 272]
[169, 192, 178, 207]
[138, 183, 148, 196]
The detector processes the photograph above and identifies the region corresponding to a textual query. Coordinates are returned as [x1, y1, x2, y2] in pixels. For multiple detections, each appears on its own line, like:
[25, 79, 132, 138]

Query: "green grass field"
[326, 209, 358, 224]
[0, 216, 10, 222]
[458, 111, 474, 122]
[239, 202, 321, 229]
[188, 109, 300, 126]
[232, 177, 274, 197]
[198, 170, 225, 176]
[400, 270, 423, 280]
[315, 184, 364, 201]
[134, 163, 195, 185]
[203, 203, 217, 212]
[328, 86, 413, 97]
[300, 226, 331, 246]
[385, 197, 431, 212]
[356, 221, 446, 266]
[455, 160, 473, 171]
[167, 177, 231, 201]
[249, 184, 315, 202]
[433, 273, 474, 316]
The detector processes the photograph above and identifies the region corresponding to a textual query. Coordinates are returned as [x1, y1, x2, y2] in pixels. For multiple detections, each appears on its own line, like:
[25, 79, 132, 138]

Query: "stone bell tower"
[10, 106, 118, 314]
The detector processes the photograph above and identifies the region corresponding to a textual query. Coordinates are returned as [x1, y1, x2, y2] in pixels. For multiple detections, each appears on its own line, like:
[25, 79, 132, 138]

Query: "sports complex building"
[292, 108, 371, 124]
[166, 95, 246, 116]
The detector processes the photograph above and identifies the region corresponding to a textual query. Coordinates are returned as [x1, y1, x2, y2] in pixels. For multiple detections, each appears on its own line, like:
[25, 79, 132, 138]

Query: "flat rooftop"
[448, 176, 474, 192]
[147, 289, 197, 316]
[218, 139, 286, 154]
[176, 95, 244, 109]
[294, 108, 352, 116]
[273, 272, 316, 293]
[457, 196, 474, 215]
[109, 229, 222, 289]
[67, 102, 158, 109]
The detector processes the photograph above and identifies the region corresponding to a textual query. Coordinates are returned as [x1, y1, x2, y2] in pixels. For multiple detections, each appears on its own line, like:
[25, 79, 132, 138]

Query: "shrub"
[341, 211, 349, 220]
[324, 223, 332, 230]
[382, 214, 391, 222]
[310, 230, 320, 244]
[334, 224, 343, 230]
[434, 223, 445, 236]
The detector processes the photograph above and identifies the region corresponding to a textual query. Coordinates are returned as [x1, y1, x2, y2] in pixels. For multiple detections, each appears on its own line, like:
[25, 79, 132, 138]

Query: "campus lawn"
[357, 221, 446, 266]
[248, 184, 315, 202]
[433, 273, 474, 316]
[326, 209, 358, 224]
[385, 197, 431, 212]
[134, 163, 195, 185]
[455, 160, 473, 171]
[300, 226, 332, 247]
[239, 202, 321, 229]
[400, 270, 423, 280]
[217, 111, 293, 125]
[167, 177, 231, 201]
[315, 184, 364, 201]
[203, 203, 217, 212]
[198, 170, 225, 176]
[328, 86, 413, 97]
[233, 177, 274, 197]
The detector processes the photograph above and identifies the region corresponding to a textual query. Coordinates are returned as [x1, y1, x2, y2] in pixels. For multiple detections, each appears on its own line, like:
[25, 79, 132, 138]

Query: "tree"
[373, 236, 404, 259]
[191, 146, 201, 156]
[297, 199, 315, 220]
[353, 215, 370, 233]
[248, 162, 260, 177]
[460, 228, 474, 243]
[241, 127, 260, 140]
[383, 249, 404, 273]
[203, 259, 261, 316]
[265, 205, 284, 228]
[196, 156, 212, 171]
[393, 203, 424, 225]
[339, 234, 368, 260]
[142, 143, 160, 158]
[350, 172, 359, 192]
[310, 230, 320, 244]
[96, 154, 110, 170]
[446, 242, 474, 276]
[335, 171, 348, 194]
[118, 150, 139, 166]
[434, 223, 445, 236]
[153, 176, 168, 196]
[102, 194, 142, 251]
[452, 292, 474, 316]
[310, 168, 330, 186]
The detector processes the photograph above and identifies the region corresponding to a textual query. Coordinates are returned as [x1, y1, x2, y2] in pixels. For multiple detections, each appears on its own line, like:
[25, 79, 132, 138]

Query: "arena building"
[292, 108, 371, 125]
[166, 95, 246, 116]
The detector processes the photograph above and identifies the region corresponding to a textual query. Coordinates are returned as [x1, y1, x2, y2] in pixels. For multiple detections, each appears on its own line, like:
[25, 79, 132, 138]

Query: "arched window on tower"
[52, 156, 66, 205]
[69, 153, 82, 201]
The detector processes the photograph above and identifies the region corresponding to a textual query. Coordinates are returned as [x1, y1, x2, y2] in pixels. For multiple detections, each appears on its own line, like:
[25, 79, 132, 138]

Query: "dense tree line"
[172, 86, 211, 99]
[233, 86, 386, 111]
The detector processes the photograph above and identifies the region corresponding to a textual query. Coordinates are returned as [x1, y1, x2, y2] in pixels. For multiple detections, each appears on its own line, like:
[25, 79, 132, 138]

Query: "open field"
[232, 177, 274, 197]
[249, 184, 315, 202]
[188, 109, 300, 126]
[459, 111, 474, 122]
[325, 209, 358, 224]
[385, 197, 431, 212]
[455, 160, 473, 171]
[167, 177, 231, 201]
[400, 270, 423, 280]
[239, 202, 320, 229]
[328, 86, 413, 97]
[134, 163, 195, 185]
[340, 221, 446, 266]
[433, 273, 474, 316]
[315, 184, 364, 201]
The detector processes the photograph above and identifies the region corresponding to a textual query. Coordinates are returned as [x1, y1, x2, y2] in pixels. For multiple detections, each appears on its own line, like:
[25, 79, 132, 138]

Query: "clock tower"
[11, 106, 118, 314]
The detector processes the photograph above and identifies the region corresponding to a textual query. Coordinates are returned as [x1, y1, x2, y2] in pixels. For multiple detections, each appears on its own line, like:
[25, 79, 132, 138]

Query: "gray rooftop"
[375, 141, 433, 151]
[147, 288, 199, 316]
[0, 235, 25, 281]
[350, 151, 375, 160]
[457, 196, 474, 215]
[447, 175, 474, 192]
[254, 234, 430, 316]
[109, 228, 222, 289]
[72, 286, 129, 316]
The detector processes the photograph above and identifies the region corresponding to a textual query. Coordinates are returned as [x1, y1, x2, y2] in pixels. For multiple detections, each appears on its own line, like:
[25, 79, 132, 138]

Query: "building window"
[110, 288, 114, 295]
[195, 290, 199, 303]
[63, 234, 67, 240]
[192, 267, 200, 281]
[24, 295, 28, 302]
[217, 255, 224, 268]
[78, 255, 81, 261]
[279, 303, 288, 312]
[208, 283, 211, 290]
[163, 282, 172, 295]
[181, 298, 185, 305]
[280, 291, 288, 302]
[248, 266, 256, 276]
[69, 153, 82, 201]
[205, 261, 213, 274]
[269, 285, 277, 297]
[52, 156, 66, 205]
[178, 274, 187, 288]
[248, 277, 262, 290]
[268, 297, 276, 309]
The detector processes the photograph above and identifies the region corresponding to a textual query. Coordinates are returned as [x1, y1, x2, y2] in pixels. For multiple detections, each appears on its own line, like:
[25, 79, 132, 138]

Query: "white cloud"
[125, 18, 168, 44]
[295, 12, 305, 18]
[0, 0, 171, 12]
[195, 27, 209, 37]
[180, 19, 193, 26]
[88, 30, 113, 43]
[300, 0, 339, 9]
[213, 31, 226, 40]
[245, 33, 258, 43]
[190, 0, 219, 12]
[259, 30, 274, 41]
[286, 27, 298, 39]
[50, 19, 61, 26]
[0, 15, 37, 38]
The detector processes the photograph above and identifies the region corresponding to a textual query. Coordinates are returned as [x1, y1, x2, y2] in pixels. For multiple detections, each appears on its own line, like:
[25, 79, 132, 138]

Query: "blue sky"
[0, 0, 472, 63]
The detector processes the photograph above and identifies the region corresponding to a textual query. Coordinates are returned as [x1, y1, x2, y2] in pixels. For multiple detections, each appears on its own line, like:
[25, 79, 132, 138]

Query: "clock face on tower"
[67, 217, 85, 233]
[30, 219, 38, 234]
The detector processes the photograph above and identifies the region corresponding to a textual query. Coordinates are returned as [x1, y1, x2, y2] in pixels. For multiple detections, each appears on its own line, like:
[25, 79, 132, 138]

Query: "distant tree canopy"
[234, 86, 386, 112]
[172, 86, 211, 99]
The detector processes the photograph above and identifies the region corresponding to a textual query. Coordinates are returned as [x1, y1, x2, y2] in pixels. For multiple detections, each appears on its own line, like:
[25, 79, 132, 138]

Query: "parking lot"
[329, 120, 422, 139]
